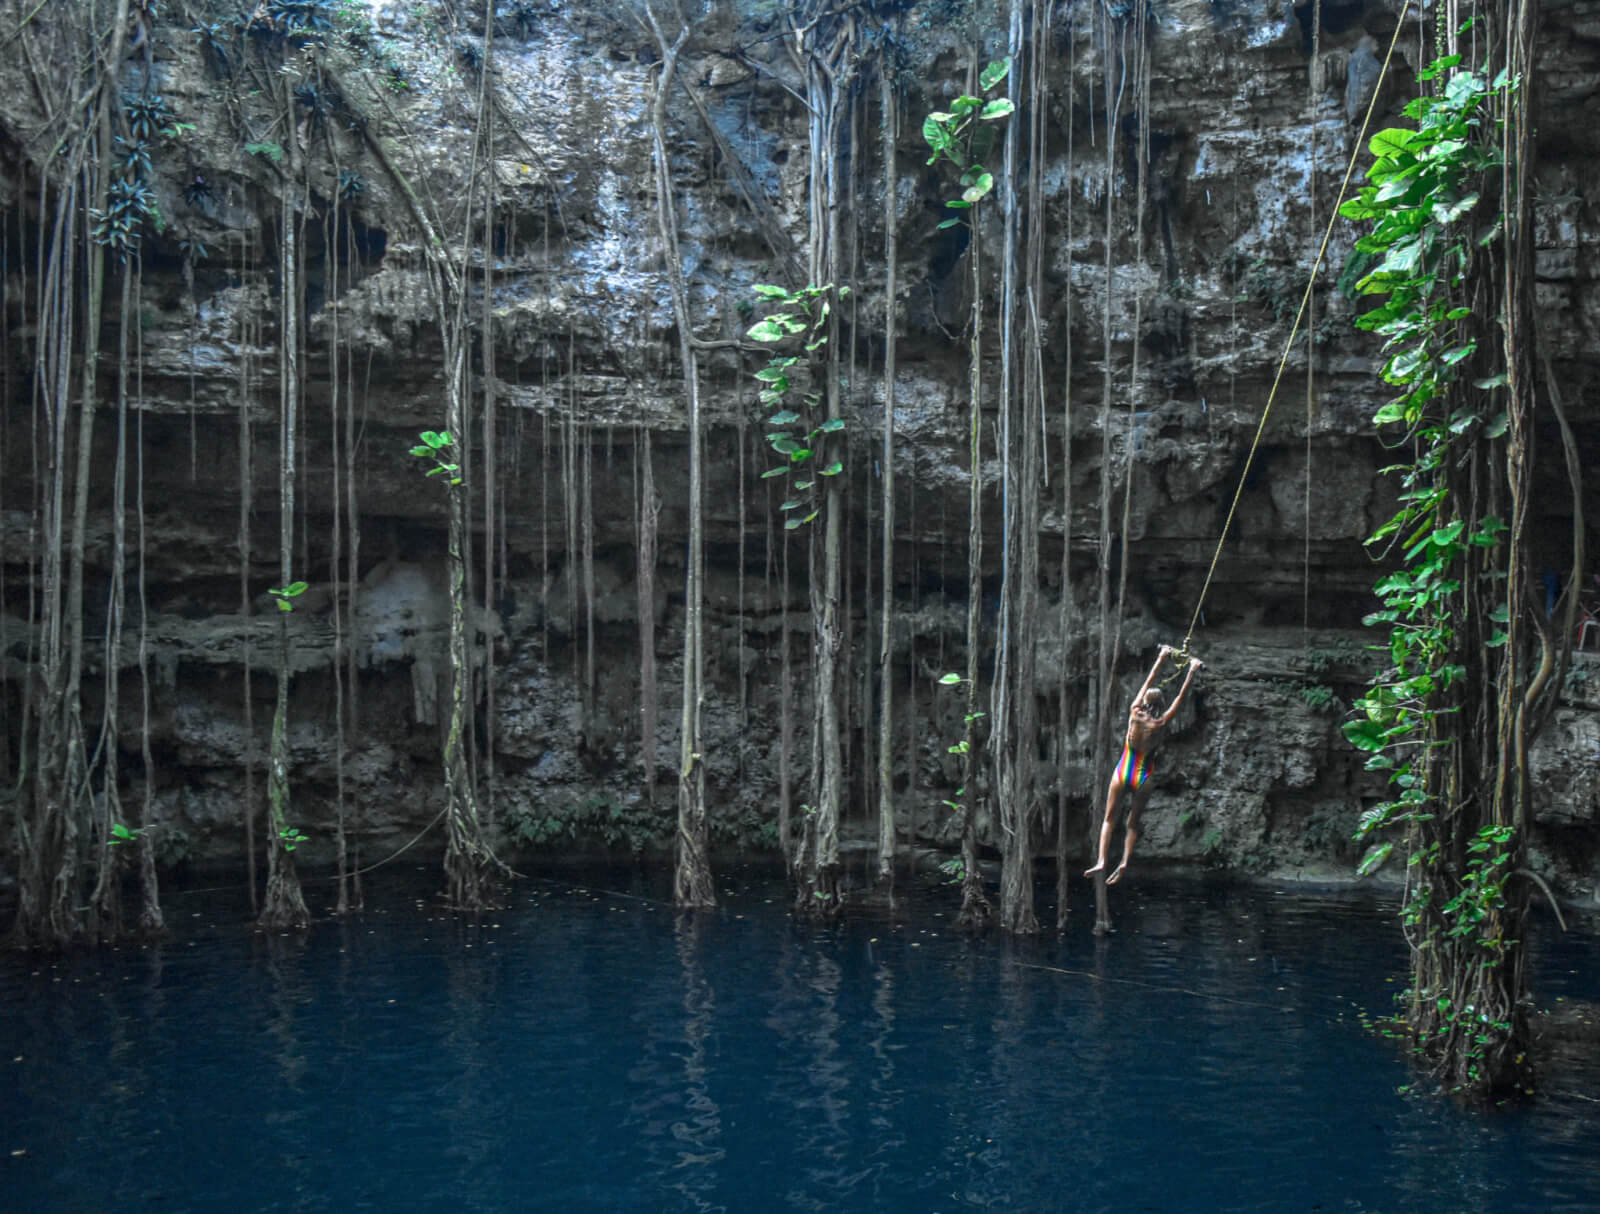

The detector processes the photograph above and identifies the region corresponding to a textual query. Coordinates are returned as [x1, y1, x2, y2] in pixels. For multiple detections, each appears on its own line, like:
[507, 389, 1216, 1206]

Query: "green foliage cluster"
[1268, 676, 1342, 714]
[504, 1, 540, 40]
[410, 429, 462, 484]
[264, 1, 335, 35]
[194, 0, 398, 92]
[746, 282, 849, 529]
[503, 795, 668, 855]
[267, 580, 308, 612]
[1337, 62, 1507, 435]
[108, 822, 142, 847]
[93, 178, 158, 257]
[1231, 253, 1295, 325]
[1563, 662, 1592, 699]
[106, 821, 191, 869]
[1293, 639, 1361, 714]
[1300, 809, 1354, 856]
[1338, 59, 1514, 850]
[1304, 637, 1362, 675]
[194, 1, 334, 78]
[712, 803, 780, 852]
[91, 92, 189, 257]
[244, 139, 285, 163]
[933, 671, 983, 819]
[1337, 44, 1530, 1090]
[154, 825, 195, 869]
[921, 58, 1013, 227]
[1298, 683, 1338, 714]
[123, 93, 177, 145]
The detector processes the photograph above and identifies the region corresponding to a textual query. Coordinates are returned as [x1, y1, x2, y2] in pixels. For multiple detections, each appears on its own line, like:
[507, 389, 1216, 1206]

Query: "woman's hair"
[1141, 687, 1166, 712]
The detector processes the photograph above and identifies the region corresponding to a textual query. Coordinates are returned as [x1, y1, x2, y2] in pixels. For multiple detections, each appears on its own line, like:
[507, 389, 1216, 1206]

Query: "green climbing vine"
[1336, 33, 1546, 1095]
[935, 669, 984, 841]
[920, 53, 1011, 927]
[1339, 60, 1508, 861]
[746, 282, 849, 529]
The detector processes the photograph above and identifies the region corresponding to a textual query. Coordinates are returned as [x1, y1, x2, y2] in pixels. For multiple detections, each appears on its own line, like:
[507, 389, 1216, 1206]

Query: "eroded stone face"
[0, 0, 1595, 892]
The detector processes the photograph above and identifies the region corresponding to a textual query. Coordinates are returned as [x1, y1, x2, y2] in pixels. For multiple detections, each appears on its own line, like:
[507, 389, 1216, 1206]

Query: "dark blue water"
[5, 867, 1598, 1214]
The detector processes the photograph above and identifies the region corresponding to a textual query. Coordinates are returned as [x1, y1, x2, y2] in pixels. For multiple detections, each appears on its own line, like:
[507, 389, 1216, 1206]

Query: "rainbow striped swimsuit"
[1116, 743, 1152, 791]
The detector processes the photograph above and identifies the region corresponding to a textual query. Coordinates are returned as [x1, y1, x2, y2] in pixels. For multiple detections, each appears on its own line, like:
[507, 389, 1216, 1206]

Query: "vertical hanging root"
[638, 427, 660, 803]
[876, 61, 898, 892]
[643, 2, 714, 909]
[260, 175, 309, 932]
[1055, 11, 1077, 932]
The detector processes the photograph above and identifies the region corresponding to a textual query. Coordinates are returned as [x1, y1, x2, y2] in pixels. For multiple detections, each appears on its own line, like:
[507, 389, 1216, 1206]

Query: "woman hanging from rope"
[1085, 644, 1203, 885]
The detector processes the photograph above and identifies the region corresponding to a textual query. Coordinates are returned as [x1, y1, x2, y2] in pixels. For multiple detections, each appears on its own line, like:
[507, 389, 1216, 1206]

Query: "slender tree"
[642, 1, 714, 908]
[239, 221, 260, 917]
[90, 253, 135, 939]
[1090, 6, 1129, 936]
[328, 161, 352, 915]
[360, 1, 508, 909]
[990, 0, 1042, 934]
[875, 61, 899, 892]
[788, 2, 860, 916]
[637, 426, 661, 803]
[1053, 8, 1078, 931]
[923, 50, 1015, 929]
[259, 133, 310, 931]
[12, 1, 141, 946]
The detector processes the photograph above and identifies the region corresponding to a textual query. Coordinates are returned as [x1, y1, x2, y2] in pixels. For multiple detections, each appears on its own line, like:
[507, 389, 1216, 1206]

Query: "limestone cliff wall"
[1, 0, 1596, 898]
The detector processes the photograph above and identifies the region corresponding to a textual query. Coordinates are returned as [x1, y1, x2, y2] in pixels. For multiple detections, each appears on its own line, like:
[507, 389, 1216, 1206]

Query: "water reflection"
[441, 917, 508, 1212]
[765, 929, 857, 1211]
[667, 915, 724, 1211]
[625, 912, 727, 1212]
[260, 931, 315, 1209]
[866, 936, 904, 1180]
[3, 874, 1598, 1214]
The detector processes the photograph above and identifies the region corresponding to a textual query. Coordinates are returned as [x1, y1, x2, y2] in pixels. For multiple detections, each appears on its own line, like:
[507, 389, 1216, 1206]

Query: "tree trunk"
[994, 0, 1039, 934]
[643, 4, 714, 909]
[791, 6, 856, 917]
[259, 188, 309, 932]
[875, 65, 898, 892]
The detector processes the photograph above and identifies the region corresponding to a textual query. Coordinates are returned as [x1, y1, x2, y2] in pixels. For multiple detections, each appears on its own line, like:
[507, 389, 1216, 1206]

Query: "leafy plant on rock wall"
[1339, 62, 1507, 870]
[409, 429, 462, 482]
[267, 580, 309, 612]
[503, 796, 668, 855]
[408, 423, 503, 906]
[746, 282, 850, 530]
[922, 58, 1013, 227]
[91, 92, 189, 259]
[1336, 34, 1566, 1096]
[920, 54, 1011, 928]
[934, 670, 984, 828]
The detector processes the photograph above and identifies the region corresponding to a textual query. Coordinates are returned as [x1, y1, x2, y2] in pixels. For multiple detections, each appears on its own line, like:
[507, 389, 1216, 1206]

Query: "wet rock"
[0, 0, 1595, 899]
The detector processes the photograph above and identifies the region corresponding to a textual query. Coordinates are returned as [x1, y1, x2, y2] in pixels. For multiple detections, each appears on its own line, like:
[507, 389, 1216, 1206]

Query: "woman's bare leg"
[1085, 777, 1125, 877]
[1106, 787, 1148, 884]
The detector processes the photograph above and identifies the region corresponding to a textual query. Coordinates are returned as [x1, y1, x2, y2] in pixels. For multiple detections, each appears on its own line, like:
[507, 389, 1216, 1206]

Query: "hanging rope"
[1179, 16, 1410, 659]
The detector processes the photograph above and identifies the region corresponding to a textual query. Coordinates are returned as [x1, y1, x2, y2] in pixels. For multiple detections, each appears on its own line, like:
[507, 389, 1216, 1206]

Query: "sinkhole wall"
[0, 0, 1597, 896]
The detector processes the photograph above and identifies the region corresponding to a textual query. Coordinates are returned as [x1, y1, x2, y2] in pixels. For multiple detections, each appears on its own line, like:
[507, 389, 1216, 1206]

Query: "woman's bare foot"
[1106, 863, 1127, 885]
[1084, 860, 1106, 879]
